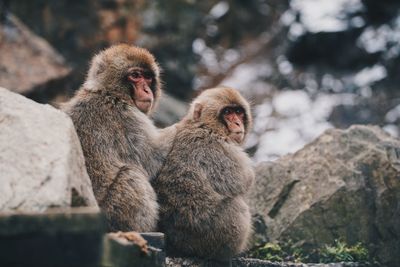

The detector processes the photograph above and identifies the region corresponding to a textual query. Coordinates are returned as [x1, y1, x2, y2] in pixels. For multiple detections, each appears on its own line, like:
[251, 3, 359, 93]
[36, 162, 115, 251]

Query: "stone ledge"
[0, 207, 105, 267]
[232, 258, 366, 267]
[166, 257, 366, 267]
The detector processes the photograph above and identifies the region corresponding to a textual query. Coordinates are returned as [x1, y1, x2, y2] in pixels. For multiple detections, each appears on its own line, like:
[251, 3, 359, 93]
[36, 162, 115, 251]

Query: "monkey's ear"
[193, 103, 203, 121]
[85, 54, 106, 90]
[93, 54, 107, 76]
[88, 54, 107, 79]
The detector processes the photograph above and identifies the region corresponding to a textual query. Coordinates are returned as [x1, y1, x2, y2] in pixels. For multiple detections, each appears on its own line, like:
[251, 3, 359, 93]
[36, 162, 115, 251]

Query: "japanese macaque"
[63, 44, 166, 232]
[153, 86, 255, 260]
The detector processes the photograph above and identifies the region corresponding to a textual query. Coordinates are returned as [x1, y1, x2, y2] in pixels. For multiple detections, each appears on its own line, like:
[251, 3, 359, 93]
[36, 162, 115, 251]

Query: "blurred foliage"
[8, 0, 289, 99]
[139, 0, 288, 98]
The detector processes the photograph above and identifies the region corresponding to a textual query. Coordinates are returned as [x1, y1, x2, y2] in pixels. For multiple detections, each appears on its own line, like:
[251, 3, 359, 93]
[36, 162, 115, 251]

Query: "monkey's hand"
[109, 231, 149, 255]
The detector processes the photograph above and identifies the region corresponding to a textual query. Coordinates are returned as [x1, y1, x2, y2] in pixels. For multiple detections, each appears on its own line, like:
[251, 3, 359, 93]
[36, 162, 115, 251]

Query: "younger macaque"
[153, 86, 255, 261]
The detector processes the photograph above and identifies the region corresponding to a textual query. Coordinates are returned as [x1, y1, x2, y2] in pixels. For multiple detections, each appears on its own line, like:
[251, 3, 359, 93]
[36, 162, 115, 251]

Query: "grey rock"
[141, 232, 165, 250]
[103, 232, 165, 267]
[0, 14, 71, 95]
[251, 125, 400, 267]
[0, 87, 98, 211]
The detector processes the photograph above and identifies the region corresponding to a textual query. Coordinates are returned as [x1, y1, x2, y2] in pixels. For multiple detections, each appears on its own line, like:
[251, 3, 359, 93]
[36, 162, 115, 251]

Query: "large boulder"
[251, 125, 400, 267]
[0, 15, 71, 97]
[0, 87, 97, 211]
[7, 1, 144, 104]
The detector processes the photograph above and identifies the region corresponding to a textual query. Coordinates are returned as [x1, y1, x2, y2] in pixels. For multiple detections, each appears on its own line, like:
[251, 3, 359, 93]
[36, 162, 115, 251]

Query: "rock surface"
[251, 125, 400, 267]
[0, 87, 97, 211]
[0, 14, 71, 95]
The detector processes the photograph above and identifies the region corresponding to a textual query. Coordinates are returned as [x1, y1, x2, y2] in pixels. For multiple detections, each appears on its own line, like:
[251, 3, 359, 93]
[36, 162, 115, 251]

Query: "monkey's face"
[85, 45, 161, 114]
[221, 106, 246, 144]
[191, 87, 252, 145]
[127, 67, 155, 114]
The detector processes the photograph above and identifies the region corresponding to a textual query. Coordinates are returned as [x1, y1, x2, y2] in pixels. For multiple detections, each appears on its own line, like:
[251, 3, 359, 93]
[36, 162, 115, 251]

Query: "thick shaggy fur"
[64, 44, 165, 232]
[153, 87, 255, 260]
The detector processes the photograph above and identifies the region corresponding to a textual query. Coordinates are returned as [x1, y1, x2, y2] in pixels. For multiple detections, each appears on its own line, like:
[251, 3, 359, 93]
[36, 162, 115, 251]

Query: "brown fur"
[63, 44, 165, 232]
[153, 87, 255, 260]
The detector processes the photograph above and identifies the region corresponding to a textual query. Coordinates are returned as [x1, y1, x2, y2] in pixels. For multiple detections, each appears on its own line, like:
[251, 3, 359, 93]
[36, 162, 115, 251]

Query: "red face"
[127, 67, 154, 114]
[221, 106, 246, 144]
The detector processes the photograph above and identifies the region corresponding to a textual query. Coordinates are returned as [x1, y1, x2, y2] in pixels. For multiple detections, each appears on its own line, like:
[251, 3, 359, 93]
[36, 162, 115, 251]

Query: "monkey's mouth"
[129, 84, 153, 113]
[135, 99, 152, 105]
[230, 132, 244, 144]
[134, 99, 153, 113]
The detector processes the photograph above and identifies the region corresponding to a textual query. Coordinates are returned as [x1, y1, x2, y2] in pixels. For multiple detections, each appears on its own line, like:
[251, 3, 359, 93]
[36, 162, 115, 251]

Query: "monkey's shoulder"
[173, 126, 224, 150]
[67, 89, 147, 125]
[170, 126, 248, 165]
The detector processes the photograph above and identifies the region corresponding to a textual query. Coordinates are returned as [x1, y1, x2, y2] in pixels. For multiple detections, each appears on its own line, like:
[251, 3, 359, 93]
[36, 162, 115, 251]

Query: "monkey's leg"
[191, 198, 251, 260]
[100, 165, 159, 232]
[213, 197, 252, 258]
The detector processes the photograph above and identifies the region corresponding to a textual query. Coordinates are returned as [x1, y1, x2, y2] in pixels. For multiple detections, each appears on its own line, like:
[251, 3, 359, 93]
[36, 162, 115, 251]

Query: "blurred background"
[1, 0, 400, 162]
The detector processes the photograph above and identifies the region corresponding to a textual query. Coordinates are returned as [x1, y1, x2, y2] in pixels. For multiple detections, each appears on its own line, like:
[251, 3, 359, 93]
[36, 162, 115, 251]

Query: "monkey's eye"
[222, 108, 232, 115]
[130, 71, 140, 78]
[143, 71, 153, 80]
[222, 107, 244, 116]
[234, 107, 244, 115]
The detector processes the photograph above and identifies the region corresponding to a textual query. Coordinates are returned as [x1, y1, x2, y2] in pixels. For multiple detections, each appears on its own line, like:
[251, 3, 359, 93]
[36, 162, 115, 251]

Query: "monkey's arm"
[155, 124, 178, 158]
[158, 124, 177, 138]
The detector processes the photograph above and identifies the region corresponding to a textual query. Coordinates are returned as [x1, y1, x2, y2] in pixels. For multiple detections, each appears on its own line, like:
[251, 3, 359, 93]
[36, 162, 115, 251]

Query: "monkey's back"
[154, 125, 253, 259]
[64, 89, 160, 232]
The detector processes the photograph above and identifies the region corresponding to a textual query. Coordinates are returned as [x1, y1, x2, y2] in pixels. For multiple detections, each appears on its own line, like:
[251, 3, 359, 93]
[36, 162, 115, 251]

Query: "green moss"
[248, 241, 306, 263]
[250, 243, 284, 262]
[249, 239, 373, 264]
[318, 240, 369, 263]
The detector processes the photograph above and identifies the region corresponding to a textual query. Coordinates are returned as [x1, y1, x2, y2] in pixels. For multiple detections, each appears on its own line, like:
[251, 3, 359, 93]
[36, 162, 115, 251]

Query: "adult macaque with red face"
[127, 67, 155, 113]
[153, 87, 255, 263]
[64, 44, 165, 232]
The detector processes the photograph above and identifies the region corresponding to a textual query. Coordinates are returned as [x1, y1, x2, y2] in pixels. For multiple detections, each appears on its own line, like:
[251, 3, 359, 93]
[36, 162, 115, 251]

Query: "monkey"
[63, 44, 167, 232]
[152, 86, 255, 261]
